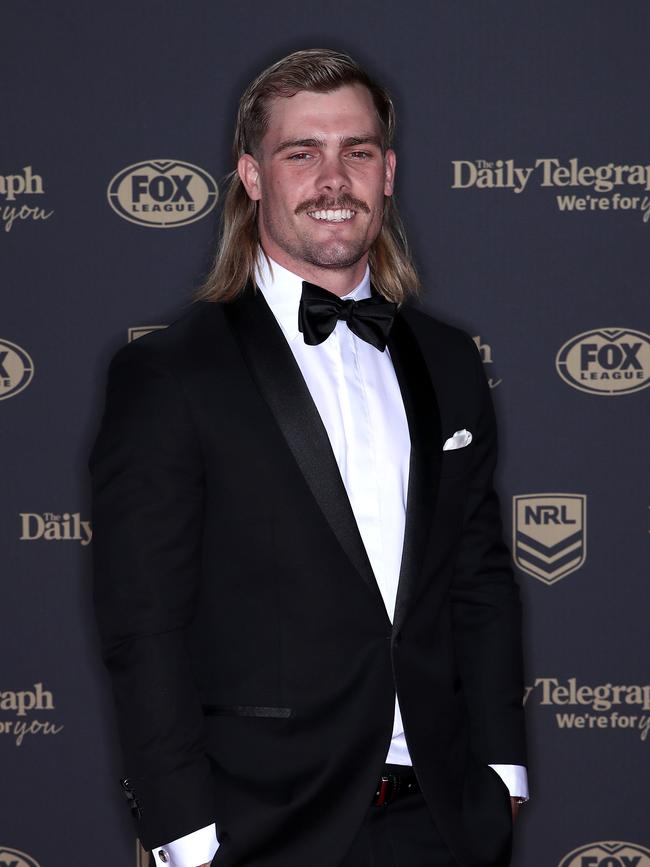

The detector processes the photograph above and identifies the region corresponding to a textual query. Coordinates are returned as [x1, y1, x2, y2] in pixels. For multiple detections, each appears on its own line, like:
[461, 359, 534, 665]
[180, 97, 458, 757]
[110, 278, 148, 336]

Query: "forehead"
[261, 84, 381, 148]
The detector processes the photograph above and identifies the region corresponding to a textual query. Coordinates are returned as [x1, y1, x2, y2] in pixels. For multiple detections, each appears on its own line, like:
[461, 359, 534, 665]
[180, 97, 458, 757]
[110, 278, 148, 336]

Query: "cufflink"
[157, 850, 169, 863]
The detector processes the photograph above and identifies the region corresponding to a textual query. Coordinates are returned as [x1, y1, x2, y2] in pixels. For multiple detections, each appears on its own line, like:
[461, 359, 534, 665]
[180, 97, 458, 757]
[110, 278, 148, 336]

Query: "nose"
[315, 153, 351, 195]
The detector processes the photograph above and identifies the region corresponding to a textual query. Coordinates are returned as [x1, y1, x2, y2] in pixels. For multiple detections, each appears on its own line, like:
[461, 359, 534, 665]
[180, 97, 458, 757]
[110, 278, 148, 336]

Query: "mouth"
[306, 208, 356, 223]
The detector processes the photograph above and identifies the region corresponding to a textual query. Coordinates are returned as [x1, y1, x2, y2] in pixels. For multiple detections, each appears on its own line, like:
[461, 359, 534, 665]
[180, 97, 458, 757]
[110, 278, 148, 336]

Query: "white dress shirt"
[152, 255, 528, 866]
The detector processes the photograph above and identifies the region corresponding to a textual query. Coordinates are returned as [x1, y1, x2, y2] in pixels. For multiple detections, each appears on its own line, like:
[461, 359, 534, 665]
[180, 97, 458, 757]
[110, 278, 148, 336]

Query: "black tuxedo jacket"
[90, 288, 527, 867]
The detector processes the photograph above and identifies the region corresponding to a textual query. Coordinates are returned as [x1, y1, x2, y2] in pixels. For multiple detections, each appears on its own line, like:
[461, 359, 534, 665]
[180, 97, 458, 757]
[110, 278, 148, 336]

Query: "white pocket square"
[442, 429, 473, 451]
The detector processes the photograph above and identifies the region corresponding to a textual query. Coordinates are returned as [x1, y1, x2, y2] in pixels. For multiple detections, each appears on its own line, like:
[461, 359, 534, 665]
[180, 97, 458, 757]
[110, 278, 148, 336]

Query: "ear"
[383, 149, 396, 197]
[238, 154, 262, 201]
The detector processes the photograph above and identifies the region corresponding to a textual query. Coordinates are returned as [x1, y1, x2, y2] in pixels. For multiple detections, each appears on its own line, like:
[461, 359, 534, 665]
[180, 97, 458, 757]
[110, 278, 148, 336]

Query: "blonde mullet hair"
[196, 48, 420, 304]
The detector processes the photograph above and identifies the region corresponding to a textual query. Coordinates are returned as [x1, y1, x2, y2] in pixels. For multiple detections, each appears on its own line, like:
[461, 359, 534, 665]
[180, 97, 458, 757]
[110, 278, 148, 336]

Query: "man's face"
[239, 84, 396, 279]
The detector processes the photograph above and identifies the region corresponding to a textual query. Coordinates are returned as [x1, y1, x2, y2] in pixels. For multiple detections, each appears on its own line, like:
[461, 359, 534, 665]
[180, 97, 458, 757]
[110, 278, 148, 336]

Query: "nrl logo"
[513, 494, 586, 584]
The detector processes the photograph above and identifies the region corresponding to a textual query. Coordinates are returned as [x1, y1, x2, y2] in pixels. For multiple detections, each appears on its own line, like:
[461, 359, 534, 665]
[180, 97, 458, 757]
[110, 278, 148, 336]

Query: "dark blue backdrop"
[2, 3, 648, 866]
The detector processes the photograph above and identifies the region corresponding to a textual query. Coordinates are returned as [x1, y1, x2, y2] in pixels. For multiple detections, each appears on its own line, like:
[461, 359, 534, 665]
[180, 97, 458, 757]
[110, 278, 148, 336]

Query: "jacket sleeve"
[89, 340, 215, 850]
[449, 333, 527, 767]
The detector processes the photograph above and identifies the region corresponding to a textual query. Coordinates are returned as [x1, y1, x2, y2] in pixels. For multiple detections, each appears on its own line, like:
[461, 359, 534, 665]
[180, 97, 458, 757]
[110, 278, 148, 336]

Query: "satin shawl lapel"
[387, 311, 442, 636]
[224, 288, 385, 612]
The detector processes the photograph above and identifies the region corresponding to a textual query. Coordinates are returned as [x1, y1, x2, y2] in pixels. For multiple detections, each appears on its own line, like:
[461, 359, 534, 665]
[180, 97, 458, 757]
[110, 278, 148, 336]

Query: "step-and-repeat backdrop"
[2, 2, 648, 866]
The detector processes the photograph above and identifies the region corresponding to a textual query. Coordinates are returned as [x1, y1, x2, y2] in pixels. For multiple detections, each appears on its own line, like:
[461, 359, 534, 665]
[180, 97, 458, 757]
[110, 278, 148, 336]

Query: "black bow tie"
[298, 281, 398, 352]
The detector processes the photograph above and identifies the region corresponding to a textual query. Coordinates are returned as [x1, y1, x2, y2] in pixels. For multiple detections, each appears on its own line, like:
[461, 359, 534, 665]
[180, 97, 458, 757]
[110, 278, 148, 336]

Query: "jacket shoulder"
[399, 302, 479, 363]
[107, 300, 229, 374]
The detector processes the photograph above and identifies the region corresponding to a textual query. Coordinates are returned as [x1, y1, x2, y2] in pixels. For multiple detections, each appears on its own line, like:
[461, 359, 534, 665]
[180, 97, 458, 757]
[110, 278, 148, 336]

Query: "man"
[90, 49, 528, 867]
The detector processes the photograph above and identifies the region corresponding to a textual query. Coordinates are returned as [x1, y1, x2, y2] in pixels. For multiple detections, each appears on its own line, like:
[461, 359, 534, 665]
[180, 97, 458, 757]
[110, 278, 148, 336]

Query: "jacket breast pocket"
[202, 704, 293, 719]
[440, 444, 474, 478]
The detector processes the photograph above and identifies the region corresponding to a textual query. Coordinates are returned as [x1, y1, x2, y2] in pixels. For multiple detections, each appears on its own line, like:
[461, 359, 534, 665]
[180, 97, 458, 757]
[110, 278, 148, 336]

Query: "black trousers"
[340, 777, 458, 867]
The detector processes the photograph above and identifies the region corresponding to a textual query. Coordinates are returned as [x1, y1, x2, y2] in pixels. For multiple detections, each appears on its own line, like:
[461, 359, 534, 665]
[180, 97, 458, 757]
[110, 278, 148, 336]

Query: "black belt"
[372, 764, 420, 806]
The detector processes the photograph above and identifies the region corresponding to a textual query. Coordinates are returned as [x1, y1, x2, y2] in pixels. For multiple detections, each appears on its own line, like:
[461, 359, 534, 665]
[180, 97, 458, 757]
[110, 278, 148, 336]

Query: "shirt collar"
[254, 252, 372, 343]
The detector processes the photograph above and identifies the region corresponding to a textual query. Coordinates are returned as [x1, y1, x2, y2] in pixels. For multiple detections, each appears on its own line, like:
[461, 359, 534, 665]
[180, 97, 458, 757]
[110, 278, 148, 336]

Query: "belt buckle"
[374, 773, 397, 807]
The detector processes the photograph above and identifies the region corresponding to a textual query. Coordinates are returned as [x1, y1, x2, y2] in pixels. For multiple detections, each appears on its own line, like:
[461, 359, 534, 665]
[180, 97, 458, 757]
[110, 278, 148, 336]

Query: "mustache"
[295, 195, 370, 215]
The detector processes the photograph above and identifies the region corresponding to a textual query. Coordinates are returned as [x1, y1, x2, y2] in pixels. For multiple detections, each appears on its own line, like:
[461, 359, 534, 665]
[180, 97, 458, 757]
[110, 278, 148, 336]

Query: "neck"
[258, 244, 369, 298]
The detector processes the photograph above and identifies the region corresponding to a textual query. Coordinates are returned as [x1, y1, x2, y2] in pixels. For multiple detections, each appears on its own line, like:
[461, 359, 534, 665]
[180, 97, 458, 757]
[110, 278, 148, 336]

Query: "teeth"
[307, 209, 354, 222]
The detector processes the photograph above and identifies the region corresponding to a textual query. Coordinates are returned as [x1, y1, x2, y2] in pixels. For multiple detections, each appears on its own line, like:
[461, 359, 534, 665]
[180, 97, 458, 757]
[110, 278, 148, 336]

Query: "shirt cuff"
[487, 764, 529, 801]
[152, 823, 218, 867]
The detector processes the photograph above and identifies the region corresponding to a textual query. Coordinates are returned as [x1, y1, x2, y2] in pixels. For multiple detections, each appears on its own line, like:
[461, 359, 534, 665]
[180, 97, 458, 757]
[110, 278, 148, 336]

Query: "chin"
[302, 239, 369, 270]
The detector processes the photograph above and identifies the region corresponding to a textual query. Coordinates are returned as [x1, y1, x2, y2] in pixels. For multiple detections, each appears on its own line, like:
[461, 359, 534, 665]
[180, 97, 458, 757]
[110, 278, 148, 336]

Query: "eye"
[347, 150, 372, 160]
[286, 152, 314, 161]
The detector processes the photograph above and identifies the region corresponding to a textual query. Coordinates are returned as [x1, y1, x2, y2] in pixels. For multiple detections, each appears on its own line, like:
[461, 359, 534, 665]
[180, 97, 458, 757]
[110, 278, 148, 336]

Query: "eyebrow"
[272, 134, 383, 156]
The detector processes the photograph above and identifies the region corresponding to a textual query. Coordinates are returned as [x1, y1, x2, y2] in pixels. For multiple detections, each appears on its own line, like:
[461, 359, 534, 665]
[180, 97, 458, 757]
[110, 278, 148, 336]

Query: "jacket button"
[158, 850, 169, 863]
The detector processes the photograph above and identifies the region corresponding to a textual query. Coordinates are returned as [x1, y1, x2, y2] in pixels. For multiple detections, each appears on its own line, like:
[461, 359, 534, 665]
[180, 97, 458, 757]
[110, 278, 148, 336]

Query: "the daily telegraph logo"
[558, 841, 650, 867]
[556, 328, 650, 395]
[0, 848, 42, 867]
[513, 494, 586, 584]
[473, 335, 501, 389]
[108, 159, 218, 227]
[0, 340, 34, 401]
[525, 677, 650, 743]
[0, 166, 54, 233]
[451, 158, 650, 221]
[19, 512, 92, 546]
[0, 683, 64, 747]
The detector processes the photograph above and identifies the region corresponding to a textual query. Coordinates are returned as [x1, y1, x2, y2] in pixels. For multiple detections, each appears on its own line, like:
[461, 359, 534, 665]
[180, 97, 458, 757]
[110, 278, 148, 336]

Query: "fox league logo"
[128, 325, 167, 342]
[558, 840, 650, 867]
[0, 339, 34, 401]
[0, 848, 42, 867]
[513, 494, 586, 584]
[107, 159, 218, 227]
[556, 328, 650, 395]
